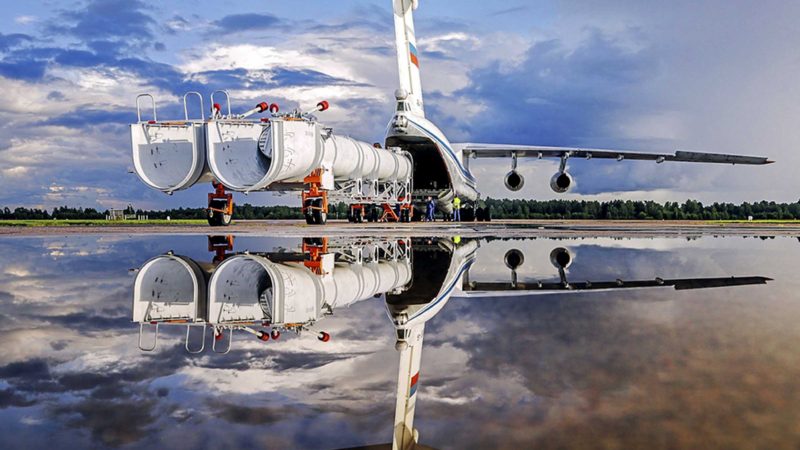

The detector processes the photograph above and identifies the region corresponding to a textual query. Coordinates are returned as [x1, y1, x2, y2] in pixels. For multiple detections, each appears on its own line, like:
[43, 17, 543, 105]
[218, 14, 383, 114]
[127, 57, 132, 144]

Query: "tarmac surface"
[3, 219, 800, 238]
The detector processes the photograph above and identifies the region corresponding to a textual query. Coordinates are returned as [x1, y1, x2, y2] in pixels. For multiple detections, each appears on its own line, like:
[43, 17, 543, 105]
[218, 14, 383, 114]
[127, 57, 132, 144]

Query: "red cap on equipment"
[257, 102, 269, 112]
[213, 103, 221, 112]
[318, 332, 331, 342]
[317, 100, 329, 112]
[269, 103, 280, 113]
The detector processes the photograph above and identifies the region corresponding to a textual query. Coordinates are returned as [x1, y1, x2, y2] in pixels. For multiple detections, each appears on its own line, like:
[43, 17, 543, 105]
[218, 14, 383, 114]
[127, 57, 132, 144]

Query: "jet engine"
[504, 170, 524, 191]
[504, 249, 524, 270]
[549, 171, 573, 193]
[549, 247, 573, 269]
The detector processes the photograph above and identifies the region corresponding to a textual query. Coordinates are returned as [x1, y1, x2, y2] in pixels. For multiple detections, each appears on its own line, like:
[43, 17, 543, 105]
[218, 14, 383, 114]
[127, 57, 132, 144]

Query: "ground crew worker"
[426, 196, 436, 222]
[452, 196, 461, 222]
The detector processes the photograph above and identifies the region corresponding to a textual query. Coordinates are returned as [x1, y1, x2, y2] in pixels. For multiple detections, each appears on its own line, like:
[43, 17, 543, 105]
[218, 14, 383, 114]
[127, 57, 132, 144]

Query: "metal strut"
[559, 152, 570, 172]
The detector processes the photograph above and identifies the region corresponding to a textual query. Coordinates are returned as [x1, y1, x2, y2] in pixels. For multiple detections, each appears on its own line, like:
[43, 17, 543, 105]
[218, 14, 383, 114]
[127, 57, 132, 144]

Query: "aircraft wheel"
[462, 206, 475, 222]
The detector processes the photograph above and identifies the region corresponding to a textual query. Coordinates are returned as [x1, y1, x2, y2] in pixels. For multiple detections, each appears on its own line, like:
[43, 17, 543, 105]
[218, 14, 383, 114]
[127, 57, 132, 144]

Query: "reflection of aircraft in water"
[132, 237, 771, 450]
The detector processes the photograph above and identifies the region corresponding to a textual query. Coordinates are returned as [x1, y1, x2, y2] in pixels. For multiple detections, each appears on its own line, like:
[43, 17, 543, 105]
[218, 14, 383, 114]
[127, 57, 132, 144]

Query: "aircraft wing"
[456, 143, 773, 165]
[463, 276, 772, 293]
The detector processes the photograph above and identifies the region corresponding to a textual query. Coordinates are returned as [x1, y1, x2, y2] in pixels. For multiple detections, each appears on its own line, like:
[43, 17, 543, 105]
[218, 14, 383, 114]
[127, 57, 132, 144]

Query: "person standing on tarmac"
[426, 196, 436, 222]
[452, 196, 461, 222]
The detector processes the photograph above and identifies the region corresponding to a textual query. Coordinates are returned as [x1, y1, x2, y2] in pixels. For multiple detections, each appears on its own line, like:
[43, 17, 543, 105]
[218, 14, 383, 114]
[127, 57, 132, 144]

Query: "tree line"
[2, 199, 800, 221]
[481, 199, 800, 220]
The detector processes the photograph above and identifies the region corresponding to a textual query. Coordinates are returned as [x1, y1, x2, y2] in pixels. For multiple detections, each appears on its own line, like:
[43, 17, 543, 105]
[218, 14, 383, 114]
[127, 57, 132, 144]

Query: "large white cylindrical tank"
[206, 120, 321, 192]
[322, 260, 412, 309]
[130, 123, 213, 193]
[322, 136, 412, 182]
[206, 118, 412, 192]
[208, 255, 323, 325]
[208, 254, 412, 326]
[132, 254, 207, 323]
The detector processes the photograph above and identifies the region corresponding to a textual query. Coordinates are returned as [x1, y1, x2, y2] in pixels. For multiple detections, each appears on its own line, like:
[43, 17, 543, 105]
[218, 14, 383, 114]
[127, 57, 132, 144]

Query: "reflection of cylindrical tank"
[130, 123, 213, 193]
[206, 119, 412, 192]
[208, 254, 412, 326]
[132, 254, 208, 323]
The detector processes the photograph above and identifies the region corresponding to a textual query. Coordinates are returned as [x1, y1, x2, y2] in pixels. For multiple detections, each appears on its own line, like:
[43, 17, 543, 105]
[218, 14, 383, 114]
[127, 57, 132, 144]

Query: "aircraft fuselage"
[386, 107, 478, 213]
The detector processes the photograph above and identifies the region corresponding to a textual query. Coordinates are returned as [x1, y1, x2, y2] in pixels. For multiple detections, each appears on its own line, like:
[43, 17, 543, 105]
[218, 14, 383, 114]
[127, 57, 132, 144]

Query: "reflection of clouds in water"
[0, 235, 796, 449]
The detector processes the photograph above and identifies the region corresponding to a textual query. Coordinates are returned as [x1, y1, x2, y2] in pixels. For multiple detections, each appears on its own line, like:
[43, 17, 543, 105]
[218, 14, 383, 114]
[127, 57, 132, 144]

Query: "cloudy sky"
[1, 0, 798, 210]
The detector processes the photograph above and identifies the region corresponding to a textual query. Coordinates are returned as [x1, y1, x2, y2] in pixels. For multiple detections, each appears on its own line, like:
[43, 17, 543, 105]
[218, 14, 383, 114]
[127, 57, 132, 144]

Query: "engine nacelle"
[550, 171, 573, 193]
[504, 170, 525, 191]
[549, 247, 572, 270]
[504, 249, 524, 270]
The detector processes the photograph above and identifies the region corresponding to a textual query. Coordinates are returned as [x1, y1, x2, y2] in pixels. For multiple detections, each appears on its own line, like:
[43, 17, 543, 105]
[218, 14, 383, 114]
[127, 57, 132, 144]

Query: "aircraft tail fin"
[392, 323, 425, 450]
[393, 0, 425, 117]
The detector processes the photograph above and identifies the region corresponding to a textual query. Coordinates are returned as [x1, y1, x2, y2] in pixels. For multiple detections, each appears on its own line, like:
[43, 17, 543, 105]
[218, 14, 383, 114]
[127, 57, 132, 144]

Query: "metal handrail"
[136, 94, 157, 122]
[183, 91, 205, 121]
[138, 322, 158, 351]
[212, 327, 233, 354]
[210, 90, 232, 118]
[185, 324, 207, 354]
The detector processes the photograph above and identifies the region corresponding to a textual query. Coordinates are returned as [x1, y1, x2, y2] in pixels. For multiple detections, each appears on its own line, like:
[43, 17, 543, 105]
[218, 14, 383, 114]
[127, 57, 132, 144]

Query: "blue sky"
[0, 0, 797, 210]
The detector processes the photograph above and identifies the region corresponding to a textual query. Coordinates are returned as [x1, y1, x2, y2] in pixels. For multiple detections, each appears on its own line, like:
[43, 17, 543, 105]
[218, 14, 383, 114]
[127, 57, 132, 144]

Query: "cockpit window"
[397, 102, 409, 112]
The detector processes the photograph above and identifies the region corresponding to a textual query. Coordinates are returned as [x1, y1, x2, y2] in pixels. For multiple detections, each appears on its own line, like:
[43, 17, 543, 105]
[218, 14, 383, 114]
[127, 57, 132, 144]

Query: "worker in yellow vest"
[452, 196, 461, 222]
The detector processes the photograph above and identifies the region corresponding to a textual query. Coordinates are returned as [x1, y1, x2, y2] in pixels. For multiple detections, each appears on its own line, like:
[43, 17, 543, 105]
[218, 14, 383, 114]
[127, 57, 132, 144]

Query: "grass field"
[0, 219, 209, 227]
[706, 220, 800, 225]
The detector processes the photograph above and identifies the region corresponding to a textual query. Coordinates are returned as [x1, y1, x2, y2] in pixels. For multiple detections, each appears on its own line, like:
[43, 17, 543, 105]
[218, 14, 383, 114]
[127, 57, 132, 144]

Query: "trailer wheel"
[313, 208, 327, 225]
[208, 200, 233, 226]
[307, 198, 327, 225]
[304, 199, 315, 225]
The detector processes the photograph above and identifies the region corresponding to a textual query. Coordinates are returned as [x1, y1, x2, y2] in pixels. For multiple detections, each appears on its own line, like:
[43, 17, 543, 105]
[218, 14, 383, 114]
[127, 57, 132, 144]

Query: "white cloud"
[14, 15, 37, 25]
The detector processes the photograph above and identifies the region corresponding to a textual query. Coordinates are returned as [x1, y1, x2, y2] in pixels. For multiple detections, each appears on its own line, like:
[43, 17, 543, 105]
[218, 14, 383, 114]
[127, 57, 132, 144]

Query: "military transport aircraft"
[130, 0, 772, 226]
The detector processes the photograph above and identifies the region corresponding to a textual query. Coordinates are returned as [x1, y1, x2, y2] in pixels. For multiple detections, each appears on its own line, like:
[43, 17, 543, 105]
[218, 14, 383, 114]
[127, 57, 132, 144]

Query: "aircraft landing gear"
[475, 206, 492, 222]
[208, 182, 233, 227]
